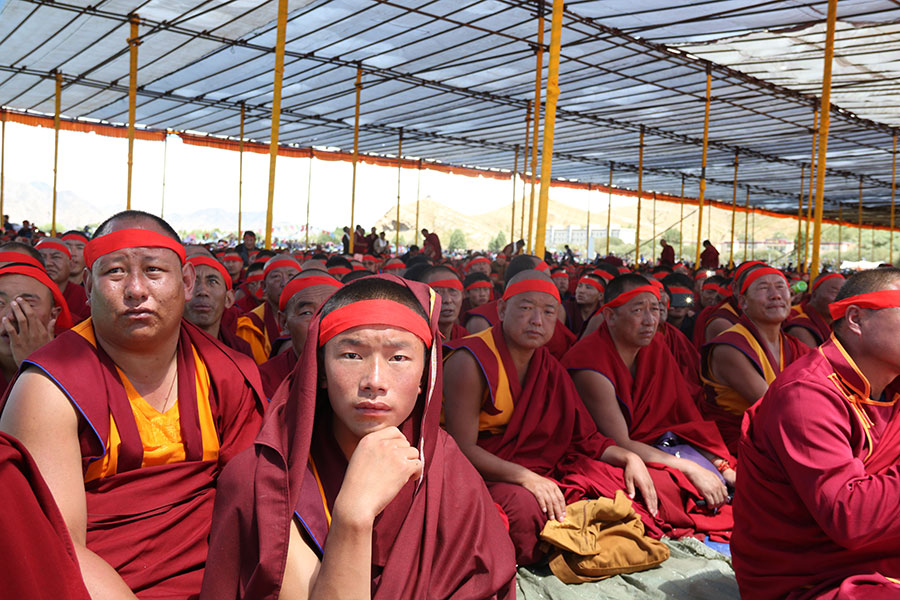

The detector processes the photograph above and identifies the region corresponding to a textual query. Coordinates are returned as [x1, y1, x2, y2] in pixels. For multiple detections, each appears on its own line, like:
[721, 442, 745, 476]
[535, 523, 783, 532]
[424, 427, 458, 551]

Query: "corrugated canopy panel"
[1, 0, 899, 225]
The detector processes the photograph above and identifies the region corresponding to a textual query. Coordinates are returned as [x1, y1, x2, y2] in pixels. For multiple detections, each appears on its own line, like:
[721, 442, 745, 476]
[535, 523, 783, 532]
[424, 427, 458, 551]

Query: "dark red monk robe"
[234, 290, 260, 314]
[0, 432, 91, 600]
[463, 299, 576, 361]
[660, 244, 675, 266]
[448, 322, 469, 340]
[563, 298, 599, 337]
[733, 336, 900, 599]
[700, 245, 719, 269]
[563, 322, 734, 541]
[446, 324, 671, 565]
[220, 304, 241, 335]
[61, 281, 90, 324]
[692, 297, 740, 348]
[258, 347, 297, 398]
[201, 275, 516, 599]
[785, 299, 831, 345]
[245, 302, 281, 344]
[218, 324, 255, 360]
[660, 321, 702, 389]
[4, 320, 265, 599]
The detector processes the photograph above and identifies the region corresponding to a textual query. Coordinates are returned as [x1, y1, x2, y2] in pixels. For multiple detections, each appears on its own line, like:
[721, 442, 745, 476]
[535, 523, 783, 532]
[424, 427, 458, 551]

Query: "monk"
[61, 230, 89, 286]
[422, 266, 468, 340]
[421, 228, 442, 259]
[550, 267, 570, 300]
[183, 253, 254, 360]
[463, 272, 493, 312]
[381, 257, 406, 276]
[443, 270, 659, 565]
[236, 253, 301, 364]
[467, 255, 492, 276]
[0, 241, 45, 267]
[564, 272, 604, 336]
[784, 271, 845, 347]
[202, 275, 517, 599]
[220, 250, 244, 286]
[733, 268, 900, 599]
[660, 239, 675, 266]
[564, 274, 735, 540]
[0, 210, 265, 599]
[699, 240, 719, 269]
[233, 261, 264, 313]
[701, 264, 811, 453]
[258, 271, 341, 398]
[36, 237, 90, 324]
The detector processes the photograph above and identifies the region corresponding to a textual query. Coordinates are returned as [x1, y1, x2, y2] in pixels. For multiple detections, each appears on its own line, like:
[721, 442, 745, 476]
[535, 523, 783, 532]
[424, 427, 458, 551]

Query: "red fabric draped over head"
[201, 275, 516, 600]
[0, 263, 73, 330]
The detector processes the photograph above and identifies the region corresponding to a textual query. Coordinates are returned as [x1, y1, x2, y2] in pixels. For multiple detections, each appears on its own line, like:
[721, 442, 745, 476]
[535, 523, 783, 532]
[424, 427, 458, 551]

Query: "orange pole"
[527, 15, 544, 254]
[264, 0, 288, 250]
[52, 71, 61, 236]
[695, 67, 712, 265]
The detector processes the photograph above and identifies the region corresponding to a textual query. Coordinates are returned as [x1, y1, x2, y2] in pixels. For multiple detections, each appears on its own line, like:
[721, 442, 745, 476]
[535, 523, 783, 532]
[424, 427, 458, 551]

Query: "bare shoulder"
[464, 315, 491, 333]
[443, 349, 484, 393]
[0, 366, 78, 441]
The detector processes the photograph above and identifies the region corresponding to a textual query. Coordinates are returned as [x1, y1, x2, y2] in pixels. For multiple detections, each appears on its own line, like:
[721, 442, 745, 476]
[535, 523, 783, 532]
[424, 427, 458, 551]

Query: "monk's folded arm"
[773, 382, 900, 550]
[709, 345, 770, 404]
[784, 325, 818, 348]
[0, 369, 138, 599]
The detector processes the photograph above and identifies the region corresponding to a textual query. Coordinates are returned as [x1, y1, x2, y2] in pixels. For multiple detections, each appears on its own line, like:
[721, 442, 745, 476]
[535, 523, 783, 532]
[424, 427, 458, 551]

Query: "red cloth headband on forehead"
[318, 299, 433, 348]
[669, 286, 693, 295]
[740, 266, 786, 295]
[734, 261, 765, 281]
[84, 229, 185, 269]
[245, 273, 264, 284]
[812, 272, 845, 294]
[469, 257, 490, 266]
[465, 280, 493, 291]
[578, 276, 605, 293]
[830, 290, 900, 320]
[0, 252, 44, 269]
[593, 269, 615, 281]
[382, 262, 405, 271]
[551, 271, 568, 279]
[502, 279, 561, 302]
[36, 240, 71, 259]
[328, 266, 351, 276]
[703, 282, 732, 297]
[535, 262, 549, 272]
[0, 264, 73, 330]
[186, 256, 232, 290]
[279, 276, 341, 311]
[263, 258, 300, 278]
[352, 264, 367, 271]
[221, 255, 243, 263]
[60, 233, 88, 243]
[428, 279, 463, 291]
[602, 284, 660, 310]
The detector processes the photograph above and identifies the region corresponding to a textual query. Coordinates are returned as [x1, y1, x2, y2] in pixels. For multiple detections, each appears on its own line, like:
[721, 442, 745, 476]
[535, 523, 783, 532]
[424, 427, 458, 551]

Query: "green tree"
[488, 231, 507, 253]
[449, 228, 467, 251]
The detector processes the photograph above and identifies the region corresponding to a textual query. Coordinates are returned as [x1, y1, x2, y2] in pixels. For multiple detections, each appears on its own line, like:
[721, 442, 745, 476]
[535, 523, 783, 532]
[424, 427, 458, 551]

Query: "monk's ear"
[83, 267, 92, 303]
[497, 298, 507, 321]
[49, 304, 61, 322]
[182, 262, 196, 301]
[276, 309, 287, 331]
[736, 294, 748, 313]
[224, 289, 235, 310]
[843, 306, 864, 337]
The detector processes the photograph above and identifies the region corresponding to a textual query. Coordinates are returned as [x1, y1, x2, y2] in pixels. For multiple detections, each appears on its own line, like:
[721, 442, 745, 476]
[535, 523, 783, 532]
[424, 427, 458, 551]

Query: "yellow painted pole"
[652, 191, 657, 262]
[0, 111, 5, 222]
[528, 15, 544, 254]
[520, 102, 531, 243]
[805, 109, 818, 272]
[126, 15, 139, 210]
[160, 132, 167, 219]
[52, 71, 61, 236]
[809, 0, 838, 279]
[695, 67, 712, 266]
[891, 133, 897, 264]
[396, 129, 403, 252]
[752, 208, 756, 260]
[511, 145, 519, 245]
[415, 159, 422, 247]
[743, 188, 750, 262]
[728, 150, 739, 268]
[305, 151, 313, 249]
[586, 183, 591, 256]
[858, 175, 863, 260]
[679, 174, 685, 258]
[238, 102, 244, 239]
[348, 66, 362, 254]
[838, 202, 842, 264]
[606, 163, 613, 256]
[264, 0, 289, 250]
[634, 125, 644, 266]
[534, 0, 563, 260]
[797, 167, 804, 264]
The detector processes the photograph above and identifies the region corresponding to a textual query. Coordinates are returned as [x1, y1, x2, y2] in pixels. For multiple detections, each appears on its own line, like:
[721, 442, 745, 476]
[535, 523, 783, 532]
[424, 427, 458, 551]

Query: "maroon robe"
[448, 322, 469, 340]
[661, 321, 702, 389]
[785, 299, 831, 345]
[660, 244, 675, 266]
[0, 432, 91, 600]
[463, 299, 576, 361]
[218, 323, 255, 360]
[61, 281, 90, 325]
[693, 297, 741, 348]
[563, 298, 599, 337]
[700, 245, 719, 269]
[563, 322, 734, 541]
[201, 275, 516, 600]
[446, 324, 672, 565]
[234, 290, 261, 314]
[258, 347, 297, 398]
[733, 336, 900, 599]
[6, 320, 265, 599]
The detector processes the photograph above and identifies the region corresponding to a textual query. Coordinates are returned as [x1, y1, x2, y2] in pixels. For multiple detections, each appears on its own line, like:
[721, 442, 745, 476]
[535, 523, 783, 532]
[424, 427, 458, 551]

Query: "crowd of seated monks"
[1, 215, 899, 600]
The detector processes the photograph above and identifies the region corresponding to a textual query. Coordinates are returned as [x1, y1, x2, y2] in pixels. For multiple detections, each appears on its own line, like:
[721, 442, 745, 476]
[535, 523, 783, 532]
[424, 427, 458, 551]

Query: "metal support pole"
[160, 132, 167, 219]
[838, 202, 842, 264]
[634, 126, 644, 265]
[728, 150, 739, 268]
[752, 208, 756, 260]
[126, 15, 140, 210]
[348, 65, 362, 254]
[396, 129, 403, 253]
[534, 0, 563, 260]
[415, 159, 422, 246]
[652, 191, 657, 262]
[891, 132, 897, 264]
[511, 145, 519, 246]
[797, 168, 804, 264]
[743, 189, 750, 263]
[264, 0, 289, 250]
[606, 163, 613, 256]
[858, 175, 863, 261]
[527, 13, 544, 255]
[52, 71, 61, 236]
[238, 102, 244, 239]
[695, 67, 712, 266]
[810, 0, 838, 279]
[679, 174, 685, 259]
[520, 102, 531, 243]
[586, 183, 591, 256]
[305, 152, 312, 249]
[805, 110, 818, 272]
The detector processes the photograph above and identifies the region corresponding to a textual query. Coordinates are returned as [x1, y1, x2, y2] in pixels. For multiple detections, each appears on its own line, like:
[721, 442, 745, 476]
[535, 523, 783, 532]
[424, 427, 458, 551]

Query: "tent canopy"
[2, 0, 899, 224]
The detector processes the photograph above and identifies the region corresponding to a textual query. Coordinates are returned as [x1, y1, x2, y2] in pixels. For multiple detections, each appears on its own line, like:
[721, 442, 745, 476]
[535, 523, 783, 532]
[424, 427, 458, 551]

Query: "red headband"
[318, 299, 433, 348]
[669, 286, 693, 295]
[36, 240, 71, 259]
[703, 282, 732, 297]
[84, 229, 185, 269]
[0, 264, 73, 330]
[465, 280, 493, 291]
[263, 258, 301, 279]
[0, 252, 44, 269]
[279, 276, 341, 311]
[740, 267, 787, 295]
[60, 233, 88, 243]
[734, 261, 765, 281]
[578, 276, 605, 293]
[428, 279, 463, 291]
[593, 269, 615, 281]
[382, 262, 405, 271]
[812, 272, 845, 294]
[328, 266, 351, 276]
[221, 255, 243, 263]
[535, 262, 549, 272]
[652, 272, 667, 280]
[551, 271, 568, 280]
[830, 290, 900, 320]
[602, 284, 660, 310]
[186, 256, 232, 290]
[363, 255, 377, 262]
[245, 273, 264, 284]
[468, 257, 490, 270]
[502, 279, 561, 302]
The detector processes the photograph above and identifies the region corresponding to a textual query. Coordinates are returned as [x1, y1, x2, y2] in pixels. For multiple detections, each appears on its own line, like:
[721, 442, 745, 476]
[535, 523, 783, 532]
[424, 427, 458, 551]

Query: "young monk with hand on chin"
[202, 275, 516, 600]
